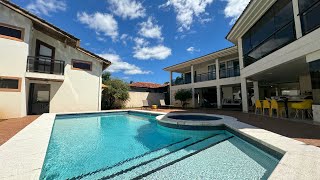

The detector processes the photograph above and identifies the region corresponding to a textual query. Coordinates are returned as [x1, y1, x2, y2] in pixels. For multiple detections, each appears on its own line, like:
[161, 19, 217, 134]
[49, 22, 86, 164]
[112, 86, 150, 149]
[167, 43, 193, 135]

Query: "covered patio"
[242, 56, 319, 123]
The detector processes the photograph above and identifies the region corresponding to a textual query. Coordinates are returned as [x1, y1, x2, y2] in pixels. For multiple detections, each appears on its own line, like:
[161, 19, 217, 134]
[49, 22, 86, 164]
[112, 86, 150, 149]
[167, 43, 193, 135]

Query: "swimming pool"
[40, 111, 281, 179]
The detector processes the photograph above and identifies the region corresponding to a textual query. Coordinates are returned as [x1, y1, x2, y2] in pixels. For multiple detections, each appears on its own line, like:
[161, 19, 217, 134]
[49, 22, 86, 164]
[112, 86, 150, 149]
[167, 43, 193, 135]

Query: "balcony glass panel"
[299, 0, 320, 35]
[242, 0, 295, 67]
[27, 56, 65, 75]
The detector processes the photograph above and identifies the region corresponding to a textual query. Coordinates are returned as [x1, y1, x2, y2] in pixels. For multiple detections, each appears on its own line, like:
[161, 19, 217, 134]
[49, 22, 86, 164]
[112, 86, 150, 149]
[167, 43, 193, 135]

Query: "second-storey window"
[242, 0, 295, 67]
[0, 23, 24, 41]
[299, 0, 320, 35]
[72, 60, 92, 71]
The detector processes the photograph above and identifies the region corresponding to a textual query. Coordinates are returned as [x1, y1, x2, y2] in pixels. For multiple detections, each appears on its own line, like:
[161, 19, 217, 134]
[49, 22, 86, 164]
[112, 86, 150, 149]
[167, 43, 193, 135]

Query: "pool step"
[71, 137, 195, 179]
[89, 134, 232, 180]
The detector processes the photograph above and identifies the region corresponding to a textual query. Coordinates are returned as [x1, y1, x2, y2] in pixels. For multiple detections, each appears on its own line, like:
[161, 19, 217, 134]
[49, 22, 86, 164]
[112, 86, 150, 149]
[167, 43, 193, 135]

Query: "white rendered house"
[0, 0, 111, 119]
[165, 0, 320, 122]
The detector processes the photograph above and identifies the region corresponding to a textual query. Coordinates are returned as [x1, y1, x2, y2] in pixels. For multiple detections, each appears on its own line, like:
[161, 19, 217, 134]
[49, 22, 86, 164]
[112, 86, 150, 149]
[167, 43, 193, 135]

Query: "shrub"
[174, 89, 192, 108]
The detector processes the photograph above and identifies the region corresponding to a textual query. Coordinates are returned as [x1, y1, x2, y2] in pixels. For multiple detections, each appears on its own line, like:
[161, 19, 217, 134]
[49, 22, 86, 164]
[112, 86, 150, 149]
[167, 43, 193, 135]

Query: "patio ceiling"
[247, 57, 310, 84]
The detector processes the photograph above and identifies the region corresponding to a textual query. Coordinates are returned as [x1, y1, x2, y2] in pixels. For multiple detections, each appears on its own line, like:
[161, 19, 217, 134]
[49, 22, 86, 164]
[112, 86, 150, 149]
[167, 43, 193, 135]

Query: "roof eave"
[226, 0, 276, 44]
[163, 46, 238, 72]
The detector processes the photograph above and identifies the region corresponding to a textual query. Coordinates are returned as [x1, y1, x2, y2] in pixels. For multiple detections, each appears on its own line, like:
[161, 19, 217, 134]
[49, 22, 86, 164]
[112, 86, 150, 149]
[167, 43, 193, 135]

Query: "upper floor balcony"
[26, 56, 65, 81]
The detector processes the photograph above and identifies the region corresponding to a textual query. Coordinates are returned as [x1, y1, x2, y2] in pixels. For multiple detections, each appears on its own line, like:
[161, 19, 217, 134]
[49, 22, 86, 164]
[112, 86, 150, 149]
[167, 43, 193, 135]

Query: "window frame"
[71, 59, 93, 71]
[0, 76, 22, 92]
[0, 23, 25, 42]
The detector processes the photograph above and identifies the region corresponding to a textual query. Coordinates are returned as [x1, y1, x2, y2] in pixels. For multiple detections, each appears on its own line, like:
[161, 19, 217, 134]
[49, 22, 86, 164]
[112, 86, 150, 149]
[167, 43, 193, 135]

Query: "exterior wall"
[28, 30, 103, 113]
[0, 38, 29, 119]
[125, 92, 165, 108]
[312, 105, 320, 123]
[0, 5, 32, 118]
[0, 4, 105, 118]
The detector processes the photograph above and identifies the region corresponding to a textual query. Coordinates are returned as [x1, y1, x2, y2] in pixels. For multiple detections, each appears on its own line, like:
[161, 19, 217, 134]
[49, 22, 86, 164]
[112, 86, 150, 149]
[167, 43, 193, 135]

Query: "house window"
[0, 23, 24, 41]
[72, 60, 92, 71]
[299, 0, 320, 35]
[242, 0, 295, 67]
[0, 77, 21, 92]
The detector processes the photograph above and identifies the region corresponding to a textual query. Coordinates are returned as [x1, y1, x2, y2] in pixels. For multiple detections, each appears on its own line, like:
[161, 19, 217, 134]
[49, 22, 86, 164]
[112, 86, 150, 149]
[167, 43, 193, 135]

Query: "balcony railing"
[171, 78, 191, 86]
[220, 68, 240, 79]
[195, 72, 216, 83]
[27, 56, 65, 75]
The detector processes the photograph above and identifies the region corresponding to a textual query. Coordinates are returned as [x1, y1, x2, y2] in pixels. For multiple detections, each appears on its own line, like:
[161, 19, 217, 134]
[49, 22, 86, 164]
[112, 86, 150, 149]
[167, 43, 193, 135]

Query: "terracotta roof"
[129, 82, 168, 89]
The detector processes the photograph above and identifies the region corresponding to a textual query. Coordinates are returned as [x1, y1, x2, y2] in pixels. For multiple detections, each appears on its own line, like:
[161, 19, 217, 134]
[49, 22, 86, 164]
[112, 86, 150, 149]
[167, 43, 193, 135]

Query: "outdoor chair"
[255, 100, 262, 115]
[142, 100, 149, 109]
[262, 100, 271, 116]
[160, 99, 174, 109]
[270, 99, 286, 118]
[291, 100, 313, 120]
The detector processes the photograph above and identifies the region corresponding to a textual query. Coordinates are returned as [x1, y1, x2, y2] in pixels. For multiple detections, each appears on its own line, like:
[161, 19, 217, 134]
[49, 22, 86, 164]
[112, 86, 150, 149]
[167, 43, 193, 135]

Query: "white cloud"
[77, 12, 118, 41]
[99, 53, 151, 75]
[160, 0, 213, 31]
[134, 45, 172, 60]
[223, 0, 250, 24]
[134, 37, 149, 47]
[120, 34, 133, 45]
[186, 46, 200, 53]
[26, 0, 66, 16]
[138, 17, 163, 40]
[108, 0, 146, 19]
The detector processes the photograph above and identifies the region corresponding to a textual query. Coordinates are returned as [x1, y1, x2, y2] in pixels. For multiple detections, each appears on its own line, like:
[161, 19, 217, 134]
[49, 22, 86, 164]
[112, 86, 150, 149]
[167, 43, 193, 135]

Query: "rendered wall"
[0, 39, 29, 119]
[0, 5, 32, 118]
[28, 30, 103, 113]
[125, 92, 165, 108]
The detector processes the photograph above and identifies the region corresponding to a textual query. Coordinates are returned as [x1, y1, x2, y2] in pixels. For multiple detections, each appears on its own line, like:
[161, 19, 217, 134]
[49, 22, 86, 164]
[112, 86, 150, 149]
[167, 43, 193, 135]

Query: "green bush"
[101, 72, 130, 110]
[174, 89, 192, 108]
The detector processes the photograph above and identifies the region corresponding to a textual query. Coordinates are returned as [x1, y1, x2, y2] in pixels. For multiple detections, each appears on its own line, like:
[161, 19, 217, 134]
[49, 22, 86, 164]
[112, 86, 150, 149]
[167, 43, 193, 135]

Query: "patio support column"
[191, 65, 194, 84]
[292, 0, 303, 39]
[241, 77, 249, 113]
[191, 87, 195, 108]
[215, 59, 219, 80]
[253, 81, 259, 101]
[217, 85, 222, 109]
[170, 71, 173, 105]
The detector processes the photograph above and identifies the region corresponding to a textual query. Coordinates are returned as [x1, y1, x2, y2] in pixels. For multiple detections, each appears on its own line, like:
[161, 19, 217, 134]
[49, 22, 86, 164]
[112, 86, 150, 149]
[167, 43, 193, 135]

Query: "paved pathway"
[0, 115, 39, 145]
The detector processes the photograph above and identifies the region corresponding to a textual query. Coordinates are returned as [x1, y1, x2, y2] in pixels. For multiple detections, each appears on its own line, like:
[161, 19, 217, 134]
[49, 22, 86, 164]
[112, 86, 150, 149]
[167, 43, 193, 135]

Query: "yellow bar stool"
[263, 100, 271, 116]
[271, 99, 286, 118]
[255, 100, 262, 114]
[291, 100, 313, 119]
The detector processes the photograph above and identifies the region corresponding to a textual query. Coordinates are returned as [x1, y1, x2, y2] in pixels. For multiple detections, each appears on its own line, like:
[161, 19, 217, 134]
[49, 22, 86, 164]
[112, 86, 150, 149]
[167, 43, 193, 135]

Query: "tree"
[101, 73, 130, 109]
[174, 89, 192, 108]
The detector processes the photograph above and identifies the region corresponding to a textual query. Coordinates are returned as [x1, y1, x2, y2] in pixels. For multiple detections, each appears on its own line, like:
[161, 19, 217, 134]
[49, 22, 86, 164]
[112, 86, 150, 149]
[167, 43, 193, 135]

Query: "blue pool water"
[40, 112, 281, 179]
[167, 114, 222, 121]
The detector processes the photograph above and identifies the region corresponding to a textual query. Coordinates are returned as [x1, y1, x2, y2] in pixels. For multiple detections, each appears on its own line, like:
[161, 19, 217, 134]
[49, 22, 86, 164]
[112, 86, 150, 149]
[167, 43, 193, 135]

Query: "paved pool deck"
[0, 110, 320, 179]
[144, 108, 320, 147]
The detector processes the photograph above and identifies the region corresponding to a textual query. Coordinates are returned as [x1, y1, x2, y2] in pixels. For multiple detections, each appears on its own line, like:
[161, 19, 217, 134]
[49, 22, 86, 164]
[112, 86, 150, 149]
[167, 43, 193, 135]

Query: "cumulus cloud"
[99, 53, 151, 75]
[138, 17, 163, 40]
[26, 0, 66, 16]
[77, 12, 118, 41]
[160, 0, 213, 32]
[223, 0, 250, 24]
[133, 45, 172, 60]
[108, 0, 146, 19]
[186, 46, 200, 53]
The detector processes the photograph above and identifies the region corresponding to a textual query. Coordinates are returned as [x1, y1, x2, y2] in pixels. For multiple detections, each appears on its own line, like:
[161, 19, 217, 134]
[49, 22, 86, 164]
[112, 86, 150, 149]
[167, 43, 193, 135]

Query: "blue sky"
[12, 0, 250, 84]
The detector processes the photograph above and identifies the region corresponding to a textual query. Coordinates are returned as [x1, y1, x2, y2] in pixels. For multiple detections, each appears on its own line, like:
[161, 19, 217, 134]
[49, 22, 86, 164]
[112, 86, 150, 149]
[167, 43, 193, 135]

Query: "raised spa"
[167, 114, 222, 121]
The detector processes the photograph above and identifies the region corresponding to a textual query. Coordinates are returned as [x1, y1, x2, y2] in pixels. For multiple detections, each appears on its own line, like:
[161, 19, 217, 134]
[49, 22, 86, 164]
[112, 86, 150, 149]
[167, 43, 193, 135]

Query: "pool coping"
[0, 110, 320, 179]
